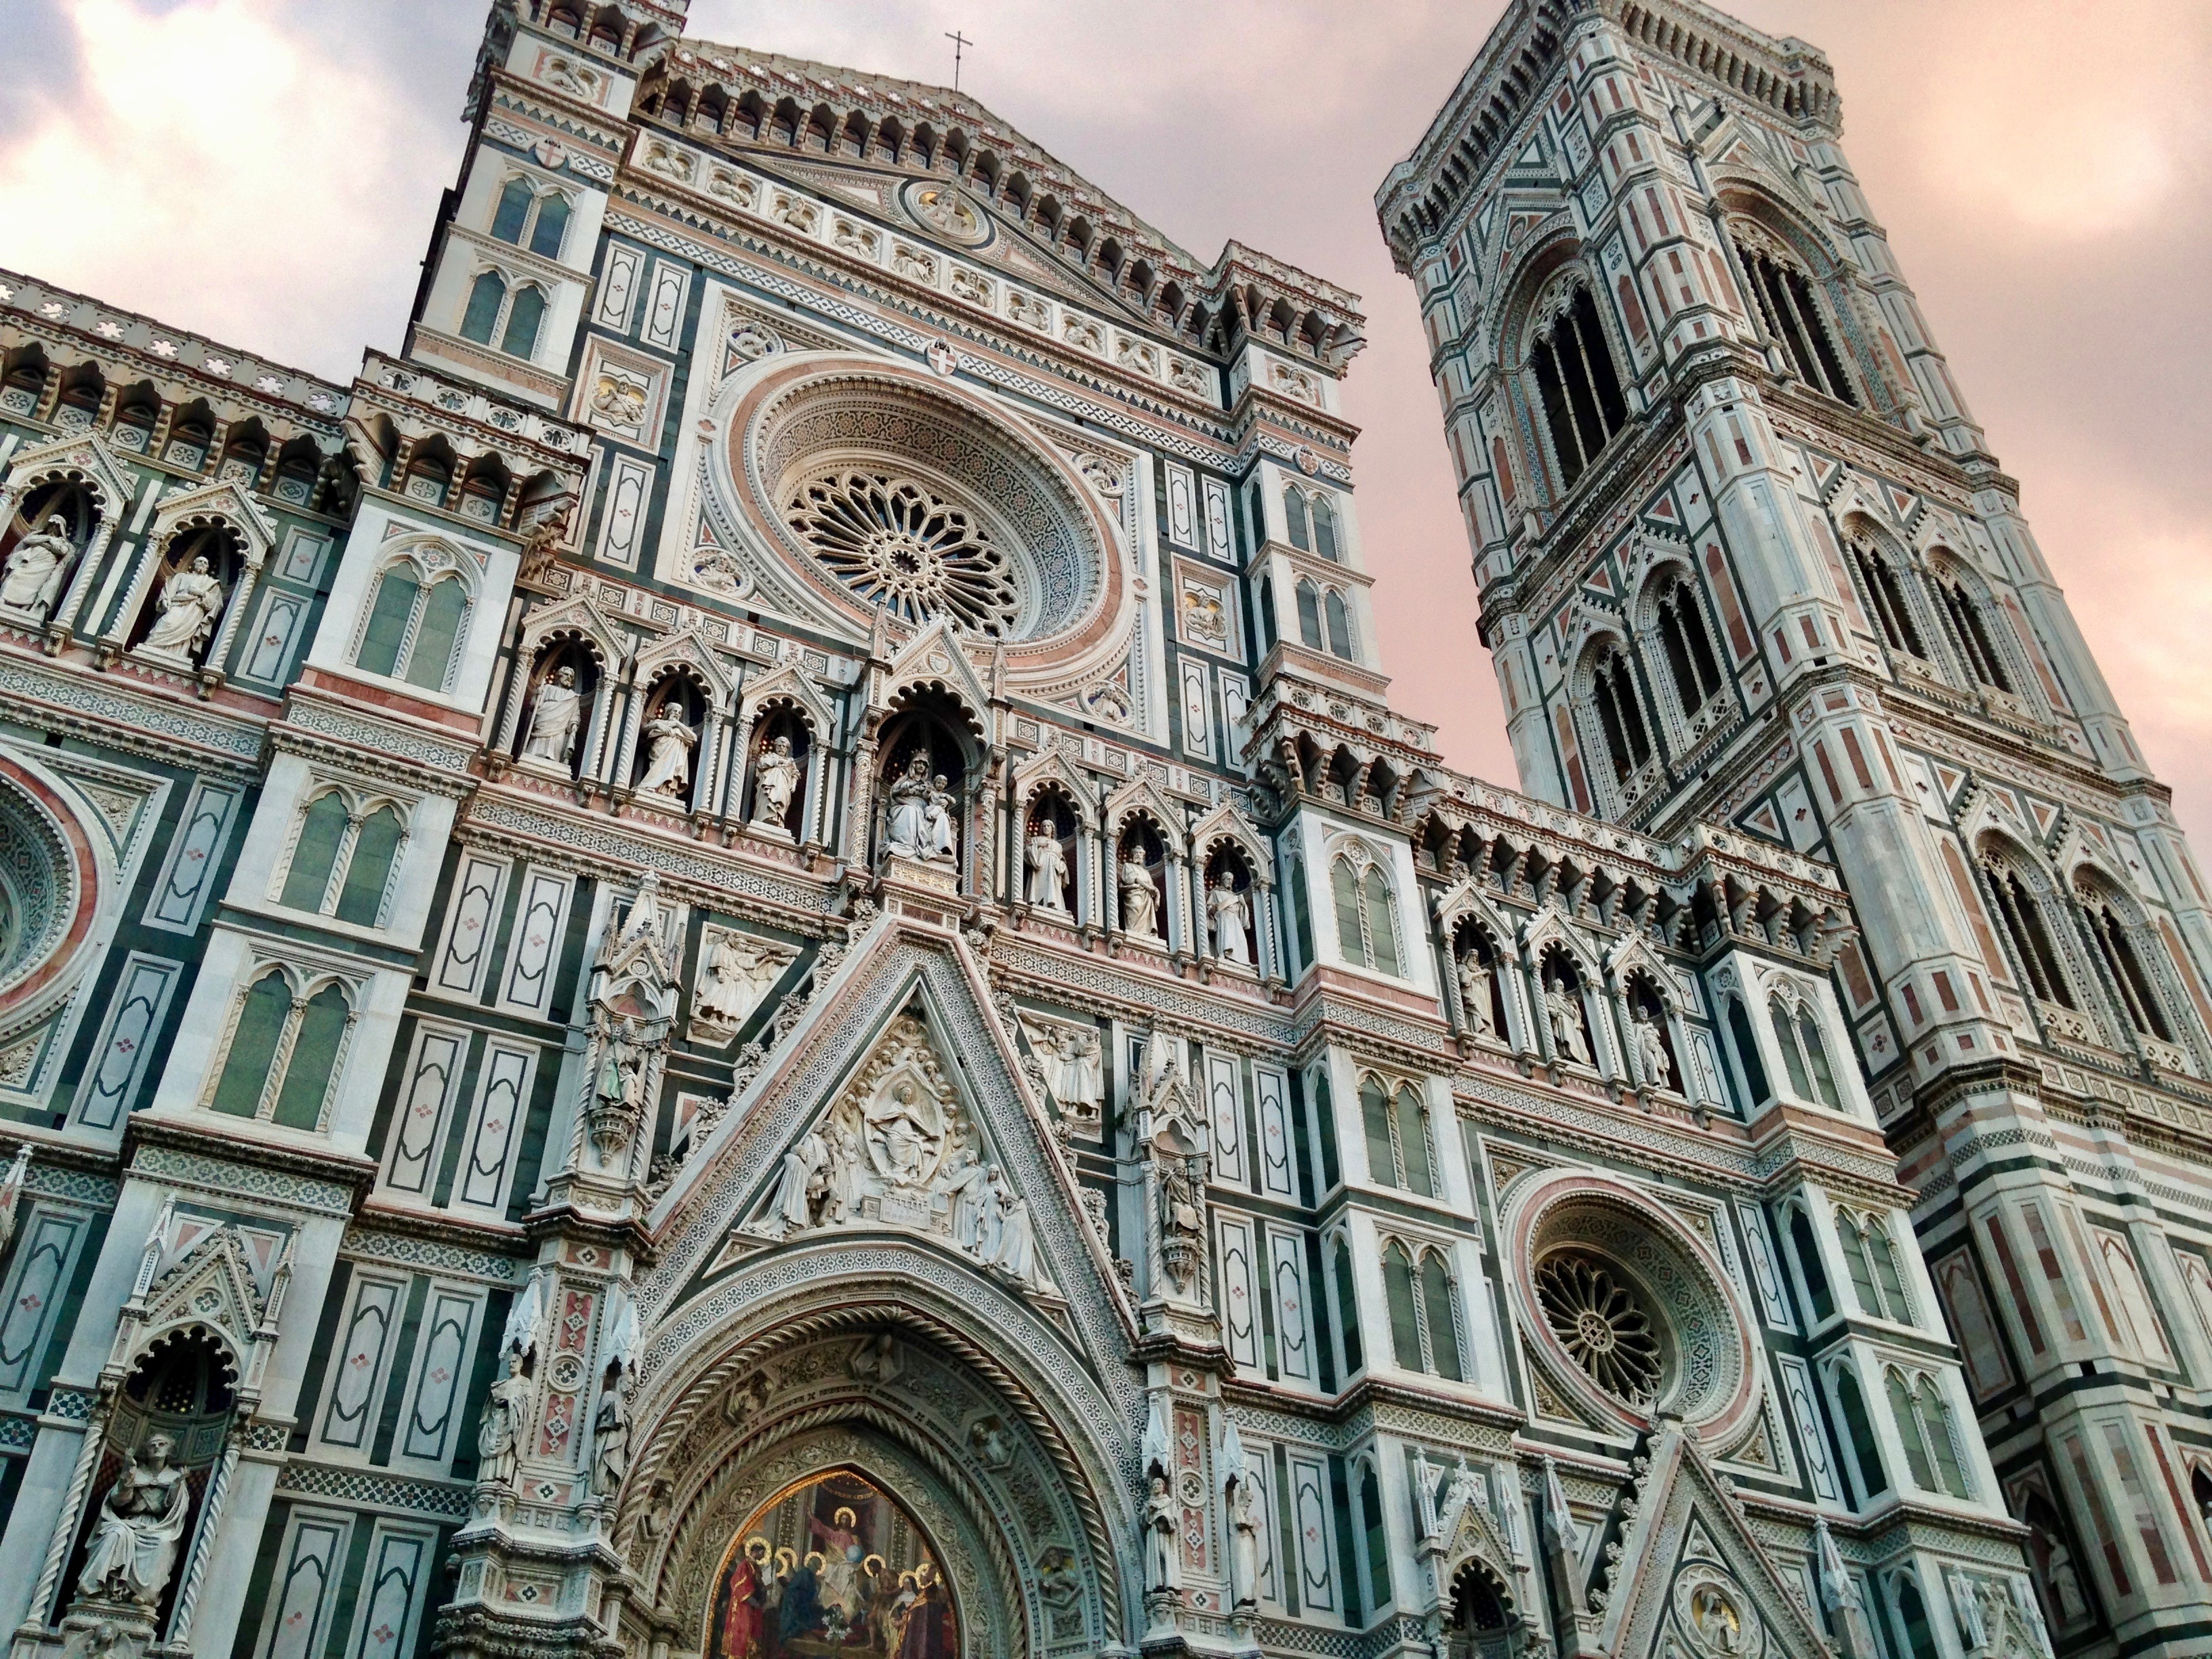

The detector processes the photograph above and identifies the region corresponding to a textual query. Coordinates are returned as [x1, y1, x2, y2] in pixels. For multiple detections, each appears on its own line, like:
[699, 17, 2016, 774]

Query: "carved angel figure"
[138, 554, 226, 666]
[1, 514, 77, 621]
[77, 1433, 190, 1606]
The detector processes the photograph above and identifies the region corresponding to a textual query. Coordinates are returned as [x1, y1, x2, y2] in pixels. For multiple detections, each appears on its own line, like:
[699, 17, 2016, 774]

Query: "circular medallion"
[903, 180, 988, 246]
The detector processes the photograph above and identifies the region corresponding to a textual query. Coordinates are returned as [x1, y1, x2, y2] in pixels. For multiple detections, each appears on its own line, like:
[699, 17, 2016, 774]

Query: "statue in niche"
[2042, 1537, 2087, 1624]
[1143, 1471, 1179, 1593]
[521, 664, 583, 765]
[693, 929, 790, 1033]
[750, 734, 803, 833]
[1025, 1021, 1105, 1124]
[1633, 1006, 1673, 1087]
[1458, 951, 1494, 1037]
[1, 514, 77, 621]
[76, 1433, 190, 1607]
[1207, 872, 1252, 964]
[1544, 977, 1589, 1065]
[1025, 822, 1068, 909]
[587, 1017, 649, 1168]
[1154, 1138, 1206, 1291]
[635, 704, 697, 799]
[138, 552, 226, 667]
[591, 1381, 630, 1496]
[477, 1349, 531, 1488]
[1120, 848, 1160, 937]
[1226, 1473, 1261, 1609]
[1688, 1583, 1746, 1655]
[886, 753, 956, 861]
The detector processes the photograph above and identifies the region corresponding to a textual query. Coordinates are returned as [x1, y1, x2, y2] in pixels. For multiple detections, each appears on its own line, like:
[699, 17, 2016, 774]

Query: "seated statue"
[77, 1433, 190, 1607]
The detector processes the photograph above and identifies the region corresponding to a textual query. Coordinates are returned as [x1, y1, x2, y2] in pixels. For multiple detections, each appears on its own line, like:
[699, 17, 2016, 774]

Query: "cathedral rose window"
[785, 469, 1019, 634]
[1535, 1250, 1663, 1406]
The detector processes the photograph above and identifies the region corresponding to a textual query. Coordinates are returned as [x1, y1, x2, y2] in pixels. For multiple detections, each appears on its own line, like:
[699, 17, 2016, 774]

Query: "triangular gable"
[1598, 1420, 1830, 1659]
[149, 476, 278, 560]
[1, 429, 136, 520]
[1187, 798, 1267, 872]
[1011, 745, 1099, 829]
[1430, 874, 1520, 955]
[517, 590, 628, 671]
[634, 623, 737, 704]
[736, 661, 835, 739]
[1101, 771, 1188, 855]
[876, 617, 995, 727]
[634, 913, 1135, 1362]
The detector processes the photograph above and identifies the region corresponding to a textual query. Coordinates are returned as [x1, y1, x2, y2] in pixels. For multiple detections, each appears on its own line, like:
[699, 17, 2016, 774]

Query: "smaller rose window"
[1536, 1251, 1663, 1406]
[786, 470, 1020, 636]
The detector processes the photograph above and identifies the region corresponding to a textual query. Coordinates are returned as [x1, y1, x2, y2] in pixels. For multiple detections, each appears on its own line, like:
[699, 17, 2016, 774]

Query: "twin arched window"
[1588, 642, 1653, 786]
[1836, 1206, 1912, 1324]
[1849, 536, 1926, 659]
[1982, 855, 2073, 1008]
[1284, 485, 1340, 560]
[1885, 1366, 1969, 1498]
[1359, 1074, 1435, 1197]
[1729, 228, 1857, 406]
[357, 561, 470, 692]
[209, 967, 356, 1130]
[459, 270, 548, 360]
[1382, 1240, 1465, 1381]
[1330, 847, 1401, 975]
[1528, 280, 1628, 491]
[1935, 574, 2013, 693]
[489, 176, 573, 261]
[278, 790, 408, 929]
[1294, 578, 1355, 660]
[1652, 574, 1725, 718]
[1767, 993, 1843, 1110]
[2080, 886, 2174, 1044]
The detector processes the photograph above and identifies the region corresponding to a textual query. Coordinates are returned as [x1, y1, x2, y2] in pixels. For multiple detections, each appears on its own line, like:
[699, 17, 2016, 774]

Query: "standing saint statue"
[521, 664, 583, 765]
[591, 1380, 630, 1496]
[77, 1433, 191, 1607]
[1457, 950, 1494, 1036]
[1632, 1007, 1673, 1088]
[635, 705, 697, 799]
[1207, 872, 1252, 964]
[1026, 824, 1067, 910]
[1545, 978, 1589, 1065]
[478, 1351, 531, 1488]
[1143, 1471, 1179, 1593]
[750, 733, 802, 832]
[1, 514, 78, 621]
[138, 552, 226, 668]
[1120, 851, 1160, 937]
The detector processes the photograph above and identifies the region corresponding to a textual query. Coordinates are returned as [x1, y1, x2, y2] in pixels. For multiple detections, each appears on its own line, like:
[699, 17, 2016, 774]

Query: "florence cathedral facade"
[0, 3, 2199, 1659]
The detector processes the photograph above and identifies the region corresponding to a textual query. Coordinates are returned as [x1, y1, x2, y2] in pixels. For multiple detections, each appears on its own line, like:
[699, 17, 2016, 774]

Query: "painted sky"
[5, 0, 2206, 836]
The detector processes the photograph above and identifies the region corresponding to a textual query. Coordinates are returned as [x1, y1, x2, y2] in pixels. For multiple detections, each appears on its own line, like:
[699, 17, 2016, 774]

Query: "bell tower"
[1381, 5, 2212, 1656]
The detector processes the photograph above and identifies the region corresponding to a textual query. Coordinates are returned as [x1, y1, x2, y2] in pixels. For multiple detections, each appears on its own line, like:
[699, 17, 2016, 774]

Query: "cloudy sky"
[5, 0, 2206, 836]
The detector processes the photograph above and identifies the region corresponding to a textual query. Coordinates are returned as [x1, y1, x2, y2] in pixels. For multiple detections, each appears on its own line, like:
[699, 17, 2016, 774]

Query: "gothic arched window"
[1654, 574, 1725, 717]
[1935, 573, 2013, 693]
[1311, 493, 1340, 562]
[1296, 578, 1323, 650]
[1788, 1205, 1836, 1324]
[356, 561, 470, 693]
[209, 967, 355, 1131]
[1589, 643, 1653, 785]
[1981, 855, 2074, 1008]
[1331, 846, 1401, 976]
[459, 271, 508, 346]
[1284, 485, 1311, 551]
[1324, 588, 1354, 659]
[1380, 1239, 1462, 1380]
[1331, 1233, 1364, 1375]
[1768, 994, 1843, 1110]
[276, 789, 409, 930]
[2079, 886, 2174, 1042]
[1528, 279, 1628, 490]
[1837, 1206, 1912, 1324]
[501, 285, 548, 359]
[1849, 537, 1927, 659]
[1832, 1364, 1889, 1501]
[1730, 225, 1858, 405]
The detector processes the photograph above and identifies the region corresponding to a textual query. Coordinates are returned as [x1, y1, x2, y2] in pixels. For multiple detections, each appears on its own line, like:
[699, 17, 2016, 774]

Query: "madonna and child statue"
[883, 754, 957, 867]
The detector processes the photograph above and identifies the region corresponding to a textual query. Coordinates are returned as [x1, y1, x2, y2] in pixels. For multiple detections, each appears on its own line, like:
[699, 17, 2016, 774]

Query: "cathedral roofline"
[648, 38, 1367, 371]
[1374, 0, 1839, 269]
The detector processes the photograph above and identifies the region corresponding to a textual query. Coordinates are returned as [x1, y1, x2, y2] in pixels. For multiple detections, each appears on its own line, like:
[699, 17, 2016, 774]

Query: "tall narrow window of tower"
[1980, 855, 2074, 1008]
[1285, 486, 1311, 551]
[489, 177, 573, 262]
[2079, 888, 2174, 1042]
[1324, 590, 1355, 660]
[1729, 226, 1858, 406]
[1296, 579, 1323, 650]
[1590, 645, 1653, 784]
[1311, 493, 1340, 561]
[1935, 577, 2013, 693]
[1655, 575, 1725, 716]
[1848, 538, 1926, 658]
[1529, 282, 1627, 490]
